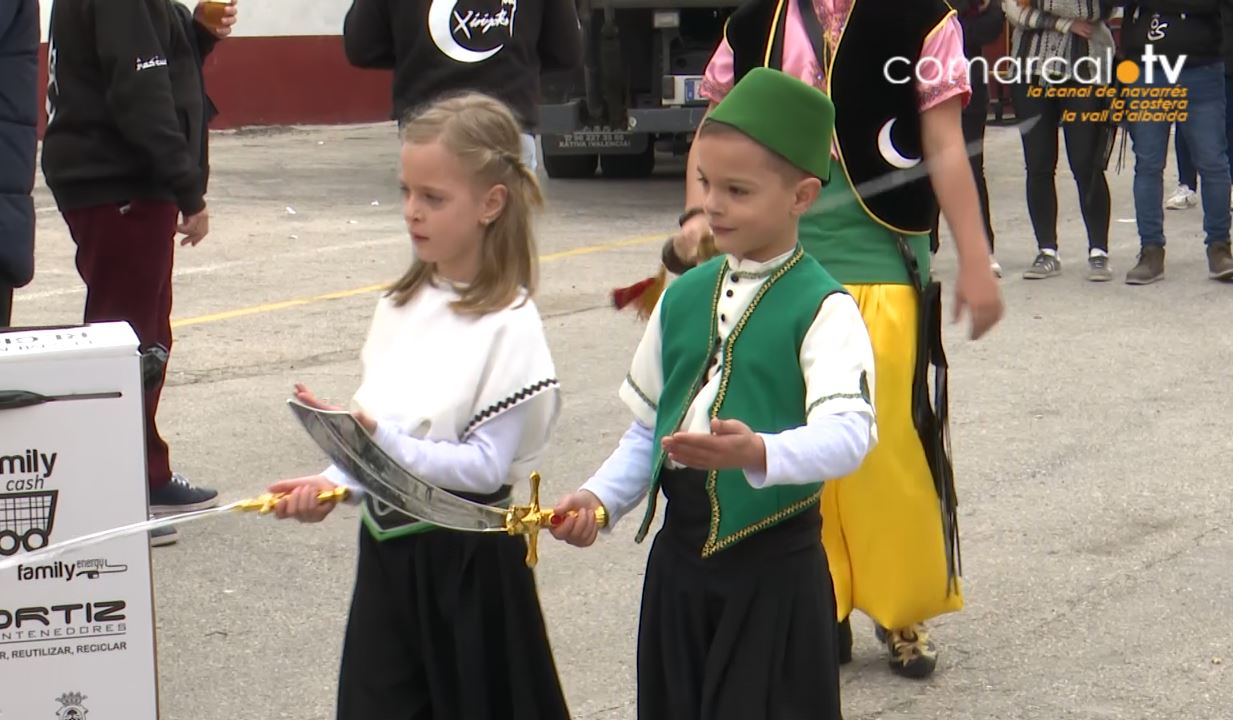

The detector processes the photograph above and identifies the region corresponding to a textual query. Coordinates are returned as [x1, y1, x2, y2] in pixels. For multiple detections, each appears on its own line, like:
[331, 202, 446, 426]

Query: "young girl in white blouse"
[267, 93, 569, 720]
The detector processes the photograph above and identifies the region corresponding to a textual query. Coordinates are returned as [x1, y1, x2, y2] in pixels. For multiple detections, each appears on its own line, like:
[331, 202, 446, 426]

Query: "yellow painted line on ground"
[170, 232, 664, 330]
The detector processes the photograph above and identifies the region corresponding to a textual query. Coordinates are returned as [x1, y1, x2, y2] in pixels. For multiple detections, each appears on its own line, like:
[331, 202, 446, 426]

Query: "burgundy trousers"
[63, 200, 177, 490]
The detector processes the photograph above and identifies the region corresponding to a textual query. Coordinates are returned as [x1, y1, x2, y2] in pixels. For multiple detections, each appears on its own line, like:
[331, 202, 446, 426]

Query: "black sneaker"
[150, 473, 219, 516]
[1023, 252, 1061, 279]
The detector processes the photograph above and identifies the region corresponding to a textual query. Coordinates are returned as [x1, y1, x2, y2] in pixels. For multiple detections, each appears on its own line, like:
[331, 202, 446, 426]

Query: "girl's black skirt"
[336, 515, 570, 720]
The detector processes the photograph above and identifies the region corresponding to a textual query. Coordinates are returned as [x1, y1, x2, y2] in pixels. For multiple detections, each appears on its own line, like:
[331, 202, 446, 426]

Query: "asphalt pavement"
[11, 120, 1232, 719]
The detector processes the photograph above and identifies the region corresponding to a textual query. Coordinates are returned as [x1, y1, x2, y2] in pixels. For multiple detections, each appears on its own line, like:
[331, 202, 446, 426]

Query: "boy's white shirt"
[581, 247, 879, 527]
[322, 279, 561, 500]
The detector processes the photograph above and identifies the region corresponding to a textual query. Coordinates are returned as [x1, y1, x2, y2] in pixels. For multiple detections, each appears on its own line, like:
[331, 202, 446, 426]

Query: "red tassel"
[611, 231, 715, 321]
[612, 268, 668, 321]
[611, 277, 657, 310]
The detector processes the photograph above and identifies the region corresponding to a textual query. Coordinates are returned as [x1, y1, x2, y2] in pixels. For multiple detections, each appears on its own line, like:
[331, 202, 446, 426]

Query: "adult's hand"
[195, 0, 239, 39]
[178, 209, 209, 246]
[1070, 19, 1095, 39]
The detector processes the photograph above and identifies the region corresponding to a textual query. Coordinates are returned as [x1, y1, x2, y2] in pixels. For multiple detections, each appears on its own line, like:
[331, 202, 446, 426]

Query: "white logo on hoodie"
[136, 56, 169, 71]
[1147, 13, 1169, 42]
[428, 0, 518, 64]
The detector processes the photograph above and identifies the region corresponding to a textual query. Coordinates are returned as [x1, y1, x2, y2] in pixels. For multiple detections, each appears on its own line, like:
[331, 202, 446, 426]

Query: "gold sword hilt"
[235, 486, 350, 514]
[506, 472, 608, 567]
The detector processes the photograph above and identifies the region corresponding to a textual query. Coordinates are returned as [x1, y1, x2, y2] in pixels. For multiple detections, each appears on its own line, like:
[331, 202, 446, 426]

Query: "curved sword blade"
[288, 400, 509, 533]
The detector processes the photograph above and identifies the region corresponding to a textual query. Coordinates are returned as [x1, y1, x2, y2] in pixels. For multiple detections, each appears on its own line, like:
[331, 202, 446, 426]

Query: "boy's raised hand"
[662, 418, 767, 473]
[267, 475, 340, 523]
[549, 491, 604, 547]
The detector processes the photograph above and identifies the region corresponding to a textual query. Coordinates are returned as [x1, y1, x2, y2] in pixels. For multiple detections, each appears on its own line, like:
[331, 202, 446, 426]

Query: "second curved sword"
[287, 399, 606, 566]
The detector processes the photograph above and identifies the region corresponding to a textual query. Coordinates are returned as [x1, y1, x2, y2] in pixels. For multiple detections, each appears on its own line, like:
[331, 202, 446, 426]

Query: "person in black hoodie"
[342, 0, 583, 170]
[930, 0, 1006, 277]
[1118, 0, 1233, 284]
[41, 0, 237, 540]
[0, 0, 39, 327]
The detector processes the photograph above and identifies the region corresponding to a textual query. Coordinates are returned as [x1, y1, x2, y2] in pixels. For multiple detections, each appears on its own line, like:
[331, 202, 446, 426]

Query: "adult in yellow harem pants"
[649, 0, 1006, 680]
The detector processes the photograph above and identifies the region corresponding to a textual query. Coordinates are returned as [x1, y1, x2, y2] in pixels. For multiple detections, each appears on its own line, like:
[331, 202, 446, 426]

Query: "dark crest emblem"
[55, 692, 88, 720]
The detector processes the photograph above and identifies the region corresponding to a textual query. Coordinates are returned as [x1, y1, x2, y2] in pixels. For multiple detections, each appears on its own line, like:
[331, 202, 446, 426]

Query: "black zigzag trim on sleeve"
[462, 378, 560, 437]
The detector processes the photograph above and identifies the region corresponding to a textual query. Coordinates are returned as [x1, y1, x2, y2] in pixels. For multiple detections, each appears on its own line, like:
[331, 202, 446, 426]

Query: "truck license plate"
[542, 129, 648, 155]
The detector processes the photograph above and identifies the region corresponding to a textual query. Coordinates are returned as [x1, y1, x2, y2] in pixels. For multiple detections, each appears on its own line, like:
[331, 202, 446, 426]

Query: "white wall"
[38, 0, 353, 41]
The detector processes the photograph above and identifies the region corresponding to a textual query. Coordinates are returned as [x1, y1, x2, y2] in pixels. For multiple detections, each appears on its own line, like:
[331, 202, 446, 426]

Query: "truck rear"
[538, 0, 740, 178]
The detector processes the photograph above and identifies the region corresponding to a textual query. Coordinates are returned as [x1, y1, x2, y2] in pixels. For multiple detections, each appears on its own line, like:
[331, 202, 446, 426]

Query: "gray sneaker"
[1126, 246, 1165, 285]
[1087, 254, 1112, 282]
[1023, 252, 1061, 279]
[1207, 242, 1233, 281]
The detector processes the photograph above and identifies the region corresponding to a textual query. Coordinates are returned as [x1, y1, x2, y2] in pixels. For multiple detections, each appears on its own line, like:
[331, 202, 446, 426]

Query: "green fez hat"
[705, 67, 835, 182]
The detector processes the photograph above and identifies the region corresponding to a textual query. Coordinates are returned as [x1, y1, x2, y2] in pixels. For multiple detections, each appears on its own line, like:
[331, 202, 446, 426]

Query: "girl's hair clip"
[501, 151, 524, 171]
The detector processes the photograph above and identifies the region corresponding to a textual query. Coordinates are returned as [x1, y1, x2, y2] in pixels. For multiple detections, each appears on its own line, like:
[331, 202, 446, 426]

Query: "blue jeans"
[1128, 62, 1231, 246]
[1174, 74, 1233, 189]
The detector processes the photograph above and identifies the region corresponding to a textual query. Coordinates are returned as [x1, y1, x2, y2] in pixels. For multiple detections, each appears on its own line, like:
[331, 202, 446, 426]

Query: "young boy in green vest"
[549, 68, 876, 720]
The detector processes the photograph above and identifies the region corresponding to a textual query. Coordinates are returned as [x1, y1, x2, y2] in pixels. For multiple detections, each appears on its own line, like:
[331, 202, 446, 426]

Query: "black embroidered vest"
[725, 0, 954, 234]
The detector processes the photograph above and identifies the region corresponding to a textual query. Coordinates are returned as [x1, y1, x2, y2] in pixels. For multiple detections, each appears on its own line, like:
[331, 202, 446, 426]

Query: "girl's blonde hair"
[387, 93, 544, 314]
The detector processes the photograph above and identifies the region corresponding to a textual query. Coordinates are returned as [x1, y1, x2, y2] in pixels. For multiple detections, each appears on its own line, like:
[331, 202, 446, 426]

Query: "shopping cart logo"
[0, 490, 59, 557]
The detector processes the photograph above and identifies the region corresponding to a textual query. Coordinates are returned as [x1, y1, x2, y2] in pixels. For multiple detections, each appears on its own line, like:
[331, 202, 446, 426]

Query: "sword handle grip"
[545, 505, 608, 529]
[315, 486, 350, 504]
[513, 472, 609, 568]
[316, 486, 350, 503]
[237, 486, 350, 514]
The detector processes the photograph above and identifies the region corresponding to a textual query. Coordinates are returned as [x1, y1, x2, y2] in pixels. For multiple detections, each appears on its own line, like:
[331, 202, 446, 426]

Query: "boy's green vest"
[633, 245, 847, 556]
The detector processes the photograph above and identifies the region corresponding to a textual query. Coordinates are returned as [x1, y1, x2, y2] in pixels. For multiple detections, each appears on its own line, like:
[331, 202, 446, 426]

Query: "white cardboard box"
[0, 322, 158, 719]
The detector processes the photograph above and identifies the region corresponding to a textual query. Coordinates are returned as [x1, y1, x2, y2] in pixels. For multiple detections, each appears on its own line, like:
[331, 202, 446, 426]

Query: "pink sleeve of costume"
[701, 37, 736, 103]
[702, 1, 817, 104]
[917, 15, 972, 112]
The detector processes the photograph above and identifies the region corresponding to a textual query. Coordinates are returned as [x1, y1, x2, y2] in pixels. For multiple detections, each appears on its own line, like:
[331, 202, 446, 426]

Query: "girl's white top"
[324, 278, 561, 497]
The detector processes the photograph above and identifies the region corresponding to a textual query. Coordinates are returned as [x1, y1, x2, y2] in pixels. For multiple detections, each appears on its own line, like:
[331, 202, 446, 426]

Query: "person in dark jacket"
[930, 0, 1006, 277]
[41, 0, 237, 542]
[342, 0, 583, 169]
[1118, 0, 1233, 284]
[0, 0, 39, 327]
[1166, 0, 1233, 210]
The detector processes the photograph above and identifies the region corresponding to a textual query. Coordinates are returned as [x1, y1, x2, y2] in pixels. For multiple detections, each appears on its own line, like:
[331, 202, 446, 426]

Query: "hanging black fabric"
[895, 236, 962, 597]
